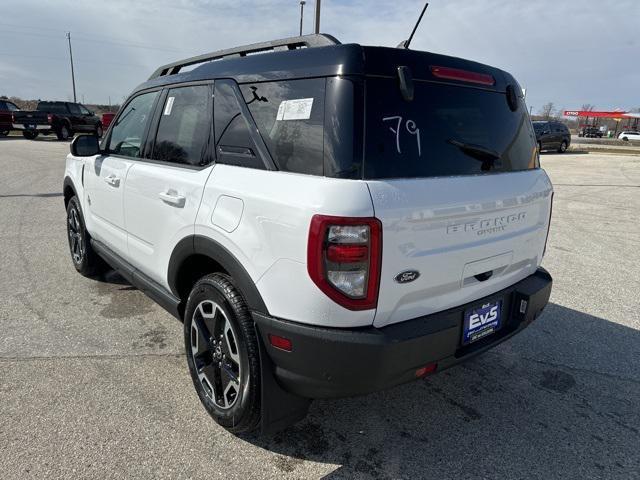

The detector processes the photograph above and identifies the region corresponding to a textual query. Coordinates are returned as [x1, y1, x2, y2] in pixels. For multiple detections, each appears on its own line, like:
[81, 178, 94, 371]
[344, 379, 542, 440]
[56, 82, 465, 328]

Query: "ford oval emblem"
[395, 270, 420, 284]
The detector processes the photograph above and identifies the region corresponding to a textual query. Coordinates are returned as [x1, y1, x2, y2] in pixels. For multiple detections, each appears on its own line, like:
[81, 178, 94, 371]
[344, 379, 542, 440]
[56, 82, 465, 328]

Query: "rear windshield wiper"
[447, 139, 501, 164]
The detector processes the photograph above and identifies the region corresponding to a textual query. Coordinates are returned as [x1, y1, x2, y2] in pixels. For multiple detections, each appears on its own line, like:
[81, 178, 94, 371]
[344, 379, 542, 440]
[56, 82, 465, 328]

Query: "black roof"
[133, 33, 512, 95]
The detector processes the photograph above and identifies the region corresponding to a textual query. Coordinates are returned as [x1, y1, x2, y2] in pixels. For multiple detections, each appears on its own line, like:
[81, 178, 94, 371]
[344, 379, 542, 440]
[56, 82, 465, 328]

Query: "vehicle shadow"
[0, 135, 69, 142]
[241, 303, 640, 479]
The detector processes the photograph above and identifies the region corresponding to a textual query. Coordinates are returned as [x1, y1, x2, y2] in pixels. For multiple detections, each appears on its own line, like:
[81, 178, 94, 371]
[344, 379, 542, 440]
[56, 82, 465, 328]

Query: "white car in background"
[618, 131, 640, 141]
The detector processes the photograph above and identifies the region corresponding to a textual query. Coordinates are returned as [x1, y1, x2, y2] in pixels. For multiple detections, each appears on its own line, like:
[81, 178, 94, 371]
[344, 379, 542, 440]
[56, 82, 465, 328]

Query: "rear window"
[364, 78, 538, 179]
[37, 102, 68, 114]
[241, 79, 325, 176]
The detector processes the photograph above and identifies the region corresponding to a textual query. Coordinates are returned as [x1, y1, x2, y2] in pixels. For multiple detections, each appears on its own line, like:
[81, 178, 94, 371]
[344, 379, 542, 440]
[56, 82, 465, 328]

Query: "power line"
[0, 28, 189, 54]
[0, 51, 148, 69]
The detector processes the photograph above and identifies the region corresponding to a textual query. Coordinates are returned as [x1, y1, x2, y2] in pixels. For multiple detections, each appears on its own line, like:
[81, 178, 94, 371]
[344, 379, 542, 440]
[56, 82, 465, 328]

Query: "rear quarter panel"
[196, 164, 376, 328]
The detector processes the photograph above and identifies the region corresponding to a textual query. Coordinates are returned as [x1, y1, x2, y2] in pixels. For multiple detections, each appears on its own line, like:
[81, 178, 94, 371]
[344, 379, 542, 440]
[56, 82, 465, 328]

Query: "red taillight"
[11, 113, 15, 123]
[47, 114, 53, 124]
[430, 66, 495, 86]
[326, 244, 369, 263]
[268, 334, 293, 352]
[307, 215, 382, 311]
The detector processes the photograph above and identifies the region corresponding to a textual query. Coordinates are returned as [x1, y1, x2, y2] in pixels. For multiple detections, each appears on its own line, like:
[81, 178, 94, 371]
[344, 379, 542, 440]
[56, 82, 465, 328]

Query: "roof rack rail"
[149, 33, 341, 80]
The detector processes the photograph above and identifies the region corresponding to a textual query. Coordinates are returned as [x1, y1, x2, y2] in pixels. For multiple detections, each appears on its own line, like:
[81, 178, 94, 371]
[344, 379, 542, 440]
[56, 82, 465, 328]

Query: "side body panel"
[195, 164, 376, 328]
[124, 162, 212, 288]
[83, 155, 134, 258]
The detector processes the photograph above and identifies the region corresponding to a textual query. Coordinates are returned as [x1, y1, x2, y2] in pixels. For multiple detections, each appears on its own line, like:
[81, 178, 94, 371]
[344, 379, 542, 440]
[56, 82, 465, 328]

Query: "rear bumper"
[254, 267, 552, 399]
[12, 123, 51, 131]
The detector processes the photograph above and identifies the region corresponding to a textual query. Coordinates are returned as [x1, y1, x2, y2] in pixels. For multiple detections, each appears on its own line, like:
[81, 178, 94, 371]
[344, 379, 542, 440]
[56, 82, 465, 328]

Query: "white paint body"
[618, 131, 640, 141]
[66, 154, 552, 329]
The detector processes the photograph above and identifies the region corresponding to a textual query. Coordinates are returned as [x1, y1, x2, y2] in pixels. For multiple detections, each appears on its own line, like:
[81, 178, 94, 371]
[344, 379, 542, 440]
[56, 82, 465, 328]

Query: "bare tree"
[581, 104, 596, 112]
[539, 102, 555, 120]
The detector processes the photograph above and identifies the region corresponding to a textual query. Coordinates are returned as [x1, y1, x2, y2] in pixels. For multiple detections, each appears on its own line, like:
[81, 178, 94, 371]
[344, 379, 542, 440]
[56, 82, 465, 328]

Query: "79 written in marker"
[383, 116, 422, 156]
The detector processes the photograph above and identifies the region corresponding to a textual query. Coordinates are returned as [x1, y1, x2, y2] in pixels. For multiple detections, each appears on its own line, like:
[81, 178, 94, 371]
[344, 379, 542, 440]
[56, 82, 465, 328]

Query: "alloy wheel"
[68, 206, 84, 264]
[190, 300, 242, 410]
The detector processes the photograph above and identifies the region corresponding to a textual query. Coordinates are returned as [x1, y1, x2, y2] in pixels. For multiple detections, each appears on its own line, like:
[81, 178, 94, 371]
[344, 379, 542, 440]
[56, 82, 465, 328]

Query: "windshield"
[363, 78, 538, 179]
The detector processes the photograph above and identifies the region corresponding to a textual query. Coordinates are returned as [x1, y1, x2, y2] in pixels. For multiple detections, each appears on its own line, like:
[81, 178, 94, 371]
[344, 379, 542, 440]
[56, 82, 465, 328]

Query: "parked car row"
[618, 131, 640, 141]
[578, 126, 603, 138]
[533, 121, 571, 153]
[0, 100, 117, 140]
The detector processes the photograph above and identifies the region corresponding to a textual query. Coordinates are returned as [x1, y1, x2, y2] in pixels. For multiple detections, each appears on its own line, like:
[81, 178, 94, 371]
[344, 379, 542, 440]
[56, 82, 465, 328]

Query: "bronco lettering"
[446, 211, 527, 235]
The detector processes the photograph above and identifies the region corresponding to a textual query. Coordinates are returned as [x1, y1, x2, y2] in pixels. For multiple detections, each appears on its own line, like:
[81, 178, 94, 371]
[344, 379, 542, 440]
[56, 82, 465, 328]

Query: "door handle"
[158, 189, 186, 208]
[104, 174, 120, 187]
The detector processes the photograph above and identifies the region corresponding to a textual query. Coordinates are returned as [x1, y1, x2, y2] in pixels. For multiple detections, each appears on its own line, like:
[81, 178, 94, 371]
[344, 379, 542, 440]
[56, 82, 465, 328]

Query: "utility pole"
[299, 1, 306, 36]
[314, 0, 321, 34]
[66, 32, 77, 102]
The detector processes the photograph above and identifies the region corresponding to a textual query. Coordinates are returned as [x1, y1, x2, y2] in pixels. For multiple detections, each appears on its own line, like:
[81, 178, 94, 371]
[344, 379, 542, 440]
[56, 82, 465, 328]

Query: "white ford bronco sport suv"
[63, 34, 553, 434]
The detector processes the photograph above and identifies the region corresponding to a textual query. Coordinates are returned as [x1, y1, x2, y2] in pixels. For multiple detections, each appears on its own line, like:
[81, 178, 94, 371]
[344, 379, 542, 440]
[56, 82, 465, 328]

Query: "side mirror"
[71, 134, 100, 156]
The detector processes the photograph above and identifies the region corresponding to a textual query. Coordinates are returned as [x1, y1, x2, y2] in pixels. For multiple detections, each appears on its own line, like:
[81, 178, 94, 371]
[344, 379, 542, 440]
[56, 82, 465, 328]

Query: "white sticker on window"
[276, 98, 313, 121]
[163, 96, 175, 116]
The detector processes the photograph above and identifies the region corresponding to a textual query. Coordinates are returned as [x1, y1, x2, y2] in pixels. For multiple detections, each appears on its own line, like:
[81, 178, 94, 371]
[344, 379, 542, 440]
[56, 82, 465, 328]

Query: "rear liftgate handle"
[158, 189, 186, 208]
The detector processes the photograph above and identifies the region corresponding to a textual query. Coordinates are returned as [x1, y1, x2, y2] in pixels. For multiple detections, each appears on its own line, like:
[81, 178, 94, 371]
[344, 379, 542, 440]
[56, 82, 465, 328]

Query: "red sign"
[563, 110, 629, 118]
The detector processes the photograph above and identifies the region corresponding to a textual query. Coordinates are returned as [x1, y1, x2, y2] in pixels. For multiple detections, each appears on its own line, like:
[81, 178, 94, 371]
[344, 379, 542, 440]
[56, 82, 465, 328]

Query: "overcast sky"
[1, 0, 638, 114]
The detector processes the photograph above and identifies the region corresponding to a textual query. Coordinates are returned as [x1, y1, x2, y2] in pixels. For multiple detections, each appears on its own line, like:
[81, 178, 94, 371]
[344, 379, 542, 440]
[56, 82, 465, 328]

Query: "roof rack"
[149, 33, 341, 80]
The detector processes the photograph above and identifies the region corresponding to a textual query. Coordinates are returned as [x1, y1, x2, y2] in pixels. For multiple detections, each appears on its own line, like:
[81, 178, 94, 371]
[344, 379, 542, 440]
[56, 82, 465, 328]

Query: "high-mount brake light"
[430, 66, 495, 86]
[307, 215, 382, 310]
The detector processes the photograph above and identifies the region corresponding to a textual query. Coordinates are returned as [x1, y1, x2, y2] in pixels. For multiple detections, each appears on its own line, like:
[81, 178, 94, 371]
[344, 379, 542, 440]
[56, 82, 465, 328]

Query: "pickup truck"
[0, 99, 20, 136]
[13, 101, 103, 140]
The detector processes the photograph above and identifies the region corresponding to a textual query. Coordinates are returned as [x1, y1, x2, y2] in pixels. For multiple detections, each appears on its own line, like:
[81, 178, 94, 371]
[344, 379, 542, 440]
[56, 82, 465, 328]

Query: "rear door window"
[364, 78, 538, 179]
[241, 78, 325, 175]
[38, 102, 68, 114]
[68, 104, 81, 115]
[152, 85, 212, 166]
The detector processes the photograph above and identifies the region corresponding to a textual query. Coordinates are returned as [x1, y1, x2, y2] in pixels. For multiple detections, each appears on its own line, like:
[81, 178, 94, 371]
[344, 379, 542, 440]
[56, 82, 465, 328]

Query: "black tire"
[622, 137, 628, 142]
[184, 273, 261, 434]
[558, 140, 568, 153]
[57, 124, 71, 141]
[95, 124, 103, 138]
[22, 130, 38, 140]
[66, 196, 107, 277]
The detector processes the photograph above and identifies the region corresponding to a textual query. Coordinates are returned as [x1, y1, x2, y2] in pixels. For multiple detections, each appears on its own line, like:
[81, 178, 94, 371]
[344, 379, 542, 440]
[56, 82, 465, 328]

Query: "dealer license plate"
[462, 299, 502, 345]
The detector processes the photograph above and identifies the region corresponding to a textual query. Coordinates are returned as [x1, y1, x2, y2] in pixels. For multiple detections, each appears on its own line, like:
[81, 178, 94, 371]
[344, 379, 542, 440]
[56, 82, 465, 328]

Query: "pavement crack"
[0, 352, 186, 362]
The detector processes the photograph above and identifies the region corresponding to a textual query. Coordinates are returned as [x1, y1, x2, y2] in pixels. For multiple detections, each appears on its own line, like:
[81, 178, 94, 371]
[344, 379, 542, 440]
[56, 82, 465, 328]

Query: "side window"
[68, 103, 81, 115]
[107, 91, 159, 158]
[214, 80, 264, 169]
[153, 85, 212, 166]
[79, 104, 91, 115]
[0, 101, 6, 110]
[7, 102, 19, 111]
[241, 78, 325, 175]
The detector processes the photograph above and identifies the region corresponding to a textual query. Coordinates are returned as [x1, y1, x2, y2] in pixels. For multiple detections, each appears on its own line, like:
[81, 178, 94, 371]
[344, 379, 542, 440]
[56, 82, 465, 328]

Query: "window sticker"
[163, 96, 175, 116]
[276, 98, 314, 121]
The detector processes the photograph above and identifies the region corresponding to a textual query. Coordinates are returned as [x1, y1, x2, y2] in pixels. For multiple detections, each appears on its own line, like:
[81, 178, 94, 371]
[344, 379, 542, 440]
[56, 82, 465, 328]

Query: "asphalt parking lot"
[1, 137, 639, 479]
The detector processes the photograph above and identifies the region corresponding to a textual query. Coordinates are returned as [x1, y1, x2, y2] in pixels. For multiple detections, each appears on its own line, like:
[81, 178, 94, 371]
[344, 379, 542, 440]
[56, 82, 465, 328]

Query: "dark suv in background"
[12, 101, 102, 140]
[533, 121, 571, 153]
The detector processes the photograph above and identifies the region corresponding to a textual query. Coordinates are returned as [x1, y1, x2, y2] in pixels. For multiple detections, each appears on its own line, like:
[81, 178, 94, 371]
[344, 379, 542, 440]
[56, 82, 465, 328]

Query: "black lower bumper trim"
[253, 267, 552, 399]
